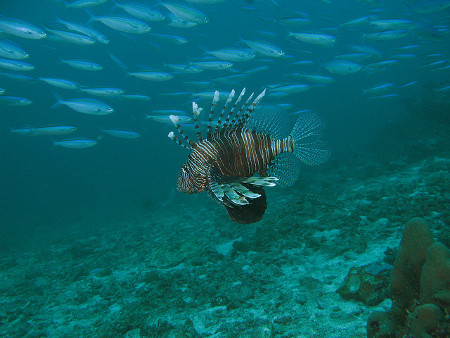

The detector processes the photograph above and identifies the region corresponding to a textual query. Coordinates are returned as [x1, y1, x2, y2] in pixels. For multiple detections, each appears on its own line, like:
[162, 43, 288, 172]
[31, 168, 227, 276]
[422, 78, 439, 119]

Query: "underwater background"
[0, 0, 448, 336]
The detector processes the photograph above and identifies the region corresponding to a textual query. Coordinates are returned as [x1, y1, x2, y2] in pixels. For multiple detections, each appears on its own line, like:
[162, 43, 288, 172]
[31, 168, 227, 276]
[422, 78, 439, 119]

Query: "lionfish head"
[177, 164, 208, 194]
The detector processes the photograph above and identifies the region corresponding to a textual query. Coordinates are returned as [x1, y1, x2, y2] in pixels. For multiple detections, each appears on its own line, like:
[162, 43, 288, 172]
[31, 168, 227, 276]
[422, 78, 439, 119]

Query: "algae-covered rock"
[367, 311, 396, 337]
[338, 265, 390, 306]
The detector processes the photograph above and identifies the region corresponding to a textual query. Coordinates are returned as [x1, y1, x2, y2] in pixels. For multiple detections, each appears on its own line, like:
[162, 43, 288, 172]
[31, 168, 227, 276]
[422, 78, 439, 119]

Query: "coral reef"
[367, 218, 450, 337]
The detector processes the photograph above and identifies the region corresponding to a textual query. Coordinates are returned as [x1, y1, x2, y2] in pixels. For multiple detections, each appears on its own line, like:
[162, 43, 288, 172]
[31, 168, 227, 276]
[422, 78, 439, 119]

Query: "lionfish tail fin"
[290, 112, 330, 165]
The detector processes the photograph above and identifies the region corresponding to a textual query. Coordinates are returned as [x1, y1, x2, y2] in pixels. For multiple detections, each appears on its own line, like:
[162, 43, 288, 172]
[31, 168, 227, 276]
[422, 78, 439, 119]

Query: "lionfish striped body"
[169, 88, 329, 224]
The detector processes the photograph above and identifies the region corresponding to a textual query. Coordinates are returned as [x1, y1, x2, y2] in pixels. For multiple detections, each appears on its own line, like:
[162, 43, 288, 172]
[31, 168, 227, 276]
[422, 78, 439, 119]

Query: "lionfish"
[168, 88, 329, 224]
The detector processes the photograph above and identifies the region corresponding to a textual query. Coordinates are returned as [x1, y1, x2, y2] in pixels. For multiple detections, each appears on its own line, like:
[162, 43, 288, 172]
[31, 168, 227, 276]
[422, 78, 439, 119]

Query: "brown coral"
[390, 217, 434, 309]
[420, 243, 450, 312]
[367, 217, 450, 338]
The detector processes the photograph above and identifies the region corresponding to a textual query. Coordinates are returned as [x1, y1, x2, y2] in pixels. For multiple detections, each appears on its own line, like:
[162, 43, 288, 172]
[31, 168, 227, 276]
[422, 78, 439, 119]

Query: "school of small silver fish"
[0, 0, 448, 152]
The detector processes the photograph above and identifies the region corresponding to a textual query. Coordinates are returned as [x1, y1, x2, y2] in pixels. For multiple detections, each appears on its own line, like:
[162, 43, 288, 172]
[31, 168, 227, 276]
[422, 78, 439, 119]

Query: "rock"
[338, 265, 390, 306]
[367, 311, 396, 338]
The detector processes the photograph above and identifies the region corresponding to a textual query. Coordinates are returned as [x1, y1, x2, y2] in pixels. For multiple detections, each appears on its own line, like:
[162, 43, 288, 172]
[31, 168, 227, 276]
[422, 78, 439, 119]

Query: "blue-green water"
[0, 1, 448, 336]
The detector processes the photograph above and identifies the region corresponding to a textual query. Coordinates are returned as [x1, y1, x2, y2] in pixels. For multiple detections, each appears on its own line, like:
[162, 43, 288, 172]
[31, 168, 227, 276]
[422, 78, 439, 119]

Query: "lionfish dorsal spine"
[169, 115, 196, 149]
[214, 89, 235, 134]
[207, 90, 220, 139]
[242, 89, 266, 126]
[168, 131, 190, 149]
[223, 88, 246, 129]
[192, 102, 203, 141]
[236, 92, 254, 126]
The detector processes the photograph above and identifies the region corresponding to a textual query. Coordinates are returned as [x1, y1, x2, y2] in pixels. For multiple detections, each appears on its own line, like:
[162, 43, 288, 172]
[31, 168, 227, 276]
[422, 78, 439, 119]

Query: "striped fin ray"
[235, 92, 255, 126]
[241, 89, 266, 126]
[207, 91, 220, 138]
[168, 131, 190, 149]
[192, 102, 203, 141]
[223, 88, 246, 129]
[214, 89, 235, 133]
[169, 115, 196, 149]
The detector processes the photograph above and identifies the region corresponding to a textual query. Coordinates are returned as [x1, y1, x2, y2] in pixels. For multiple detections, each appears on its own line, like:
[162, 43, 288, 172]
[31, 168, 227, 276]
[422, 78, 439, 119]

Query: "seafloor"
[1, 105, 449, 337]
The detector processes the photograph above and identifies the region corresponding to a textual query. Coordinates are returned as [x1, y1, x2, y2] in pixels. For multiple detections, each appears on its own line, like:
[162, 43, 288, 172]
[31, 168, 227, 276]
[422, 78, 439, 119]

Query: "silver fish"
[0, 17, 46, 39]
[120, 94, 151, 101]
[0, 72, 34, 82]
[369, 19, 414, 30]
[340, 16, 372, 28]
[363, 30, 409, 41]
[53, 96, 114, 115]
[33, 126, 78, 136]
[289, 32, 336, 47]
[146, 115, 192, 123]
[40, 77, 80, 90]
[0, 96, 32, 106]
[66, 0, 108, 9]
[150, 33, 188, 44]
[368, 93, 399, 100]
[12, 126, 77, 136]
[269, 84, 311, 94]
[0, 39, 29, 59]
[115, 3, 166, 22]
[165, 64, 203, 73]
[240, 38, 285, 57]
[363, 83, 395, 94]
[411, 0, 450, 14]
[365, 60, 399, 68]
[189, 61, 233, 70]
[101, 129, 140, 139]
[61, 59, 103, 71]
[162, 3, 209, 24]
[166, 14, 198, 28]
[54, 139, 97, 149]
[0, 58, 34, 71]
[80, 87, 124, 97]
[46, 28, 96, 45]
[128, 71, 174, 81]
[55, 16, 109, 44]
[186, 0, 224, 3]
[92, 16, 151, 34]
[293, 74, 335, 84]
[324, 60, 362, 74]
[207, 48, 256, 62]
[335, 53, 373, 62]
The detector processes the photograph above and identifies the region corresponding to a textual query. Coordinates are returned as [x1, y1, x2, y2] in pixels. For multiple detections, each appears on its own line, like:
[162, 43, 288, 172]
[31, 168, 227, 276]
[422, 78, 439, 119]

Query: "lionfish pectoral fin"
[223, 184, 250, 205]
[210, 179, 262, 205]
[242, 175, 279, 187]
[224, 184, 267, 224]
[210, 181, 225, 201]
